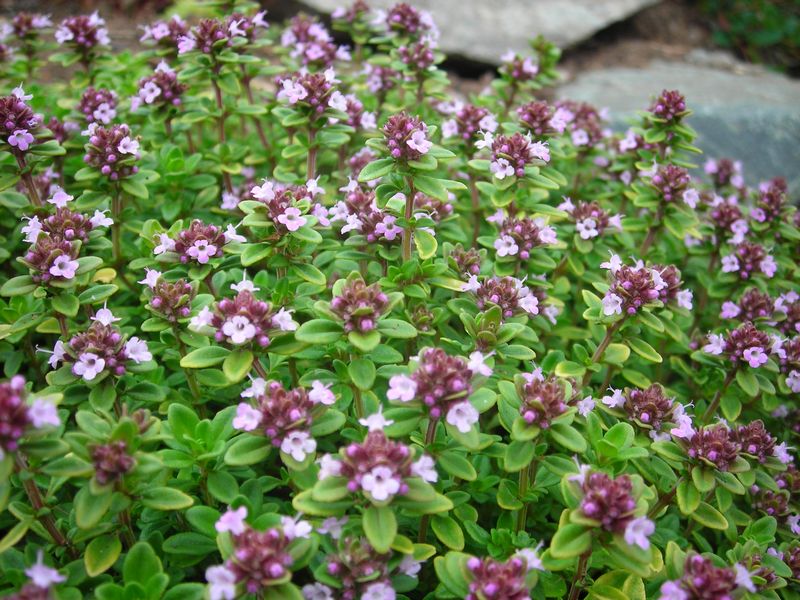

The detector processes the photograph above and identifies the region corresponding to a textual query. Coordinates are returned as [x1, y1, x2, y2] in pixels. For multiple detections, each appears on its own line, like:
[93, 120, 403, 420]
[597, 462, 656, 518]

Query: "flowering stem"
[516, 460, 536, 532]
[119, 506, 137, 549]
[639, 204, 665, 255]
[417, 419, 438, 543]
[54, 313, 69, 338]
[203, 273, 218, 297]
[287, 358, 299, 387]
[172, 325, 202, 401]
[568, 550, 591, 600]
[210, 68, 233, 194]
[15, 454, 73, 554]
[307, 127, 317, 181]
[552, 254, 569, 280]
[240, 67, 270, 152]
[16, 155, 42, 207]
[692, 248, 719, 332]
[648, 476, 683, 518]
[112, 184, 123, 264]
[468, 175, 482, 245]
[252, 358, 269, 380]
[581, 318, 625, 388]
[401, 176, 416, 262]
[700, 367, 737, 425]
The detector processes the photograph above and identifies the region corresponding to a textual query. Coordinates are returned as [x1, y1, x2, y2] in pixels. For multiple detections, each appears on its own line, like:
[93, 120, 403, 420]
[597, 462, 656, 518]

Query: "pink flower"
[703, 333, 725, 355]
[280, 79, 308, 104]
[682, 188, 699, 209]
[720, 301, 740, 319]
[494, 234, 518, 257]
[49, 255, 79, 279]
[461, 275, 481, 293]
[387, 374, 417, 402]
[600, 252, 622, 273]
[518, 292, 539, 315]
[602, 293, 623, 316]
[577, 396, 595, 416]
[25, 551, 65, 589]
[659, 581, 688, 600]
[8, 129, 34, 151]
[73, 352, 105, 381]
[576, 218, 599, 239]
[624, 516, 654, 550]
[530, 140, 550, 162]
[786, 370, 800, 393]
[189, 306, 214, 332]
[411, 455, 437, 482]
[490, 158, 515, 179]
[446, 400, 479, 433]
[316, 516, 347, 539]
[90, 209, 113, 228]
[475, 131, 494, 150]
[277, 207, 307, 232]
[233, 403, 261, 431]
[361, 465, 401, 501]
[21, 215, 43, 243]
[760, 255, 777, 278]
[281, 430, 316, 462]
[153, 233, 175, 255]
[788, 514, 800, 535]
[92, 303, 120, 326]
[26, 397, 60, 429]
[117, 136, 139, 155]
[317, 453, 342, 480]
[676, 289, 693, 310]
[468, 351, 493, 377]
[733, 564, 755, 593]
[124, 337, 152, 364]
[406, 130, 432, 154]
[773, 442, 793, 464]
[222, 315, 255, 344]
[602, 388, 625, 408]
[359, 405, 394, 432]
[187, 239, 218, 264]
[47, 188, 73, 208]
[721, 254, 739, 273]
[205, 565, 236, 600]
[281, 515, 313, 540]
[361, 582, 396, 600]
[743, 346, 768, 368]
[272, 307, 298, 331]
[224, 224, 246, 244]
[309, 381, 335, 405]
[216, 505, 248, 535]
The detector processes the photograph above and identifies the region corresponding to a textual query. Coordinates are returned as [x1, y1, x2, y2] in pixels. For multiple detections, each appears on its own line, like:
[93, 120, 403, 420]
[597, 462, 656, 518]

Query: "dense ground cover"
[0, 1, 799, 599]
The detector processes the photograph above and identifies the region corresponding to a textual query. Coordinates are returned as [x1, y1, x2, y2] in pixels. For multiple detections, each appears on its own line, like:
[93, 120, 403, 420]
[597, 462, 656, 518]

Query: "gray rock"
[557, 60, 800, 192]
[298, 0, 660, 64]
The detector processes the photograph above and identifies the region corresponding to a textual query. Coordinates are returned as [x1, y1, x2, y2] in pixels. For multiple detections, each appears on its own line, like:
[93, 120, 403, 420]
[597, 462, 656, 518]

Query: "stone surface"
[557, 59, 800, 192]
[298, 0, 660, 64]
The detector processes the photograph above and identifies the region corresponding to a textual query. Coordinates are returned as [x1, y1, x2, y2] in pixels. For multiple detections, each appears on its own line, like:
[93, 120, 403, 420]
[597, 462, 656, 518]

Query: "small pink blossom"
[624, 516, 654, 550]
[676, 289, 693, 310]
[281, 430, 316, 462]
[359, 405, 394, 432]
[25, 551, 65, 589]
[407, 130, 432, 154]
[468, 351, 493, 377]
[28, 399, 60, 429]
[317, 453, 342, 480]
[73, 352, 105, 381]
[277, 207, 307, 232]
[602, 293, 623, 316]
[47, 188, 73, 208]
[206, 565, 236, 600]
[411, 454, 438, 482]
[721, 254, 739, 273]
[309, 381, 335, 405]
[446, 400, 479, 433]
[361, 465, 401, 501]
[387, 374, 417, 402]
[703, 333, 725, 355]
[272, 307, 298, 331]
[233, 403, 261, 431]
[743, 346, 768, 368]
[281, 515, 313, 540]
[720, 301, 740, 319]
[216, 505, 248, 535]
[760, 255, 777, 278]
[49, 255, 79, 279]
[494, 234, 518, 257]
[490, 158, 514, 179]
[8, 129, 34, 151]
[577, 395, 595, 416]
[602, 388, 625, 408]
[124, 337, 152, 364]
[90, 209, 113, 228]
[600, 252, 622, 273]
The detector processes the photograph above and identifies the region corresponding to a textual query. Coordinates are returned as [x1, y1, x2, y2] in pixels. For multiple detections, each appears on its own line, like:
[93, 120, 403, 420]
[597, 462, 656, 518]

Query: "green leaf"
[431, 515, 465, 550]
[550, 522, 592, 559]
[675, 480, 700, 515]
[223, 349, 253, 383]
[141, 487, 194, 511]
[413, 175, 448, 201]
[358, 158, 395, 182]
[549, 423, 587, 453]
[121, 179, 149, 200]
[602, 343, 630, 365]
[690, 502, 728, 530]
[123, 542, 162, 585]
[437, 451, 477, 481]
[311, 477, 350, 502]
[348, 358, 376, 390]
[735, 369, 759, 397]
[627, 338, 662, 363]
[292, 263, 326, 286]
[75, 486, 113, 529]
[348, 330, 381, 352]
[377, 319, 418, 339]
[503, 440, 535, 472]
[180, 346, 230, 369]
[225, 436, 271, 466]
[414, 229, 438, 259]
[362, 505, 397, 553]
[1, 276, 37, 297]
[206, 471, 239, 503]
[295, 319, 343, 344]
[85, 534, 122, 577]
[555, 361, 586, 378]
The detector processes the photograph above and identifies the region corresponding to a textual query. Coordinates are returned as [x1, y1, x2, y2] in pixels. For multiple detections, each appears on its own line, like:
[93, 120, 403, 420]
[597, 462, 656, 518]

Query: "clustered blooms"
[721, 241, 777, 279]
[131, 61, 187, 112]
[319, 536, 410, 600]
[177, 13, 268, 55]
[705, 157, 745, 190]
[194, 289, 295, 347]
[720, 288, 776, 322]
[277, 69, 338, 116]
[60, 319, 152, 381]
[494, 215, 557, 259]
[465, 556, 531, 600]
[658, 554, 741, 600]
[142, 272, 195, 322]
[382, 112, 432, 161]
[21, 232, 80, 283]
[703, 321, 772, 368]
[281, 14, 348, 67]
[233, 379, 327, 462]
[1, 89, 42, 154]
[83, 123, 140, 180]
[557, 198, 622, 240]
[649, 164, 697, 208]
[0, 376, 59, 460]
[320, 431, 433, 503]
[55, 12, 110, 58]
[687, 424, 741, 471]
[387, 348, 480, 432]
[464, 275, 543, 319]
[139, 15, 190, 49]
[519, 374, 567, 428]
[602, 385, 694, 441]
[78, 87, 117, 124]
[330, 279, 389, 334]
[91, 440, 135, 484]
[600, 255, 692, 317]
[649, 89, 687, 123]
[250, 179, 315, 234]
[485, 132, 549, 179]
[166, 220, 226, 265]
[441, 102, 497, 147]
